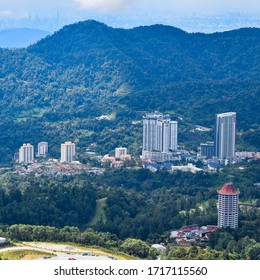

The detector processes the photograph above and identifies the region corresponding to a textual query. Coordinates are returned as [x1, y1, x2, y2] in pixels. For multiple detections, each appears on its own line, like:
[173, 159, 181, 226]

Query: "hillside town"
[14, 112, 259, 177]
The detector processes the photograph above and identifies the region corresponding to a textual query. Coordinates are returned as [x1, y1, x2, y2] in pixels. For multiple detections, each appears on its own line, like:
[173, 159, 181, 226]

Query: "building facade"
[115, 147, 127, 159]
[142, 112, 178, 161]
[19, 143, 34, 163]
[61, 141, 76, 162]
[217, 183, 240, 229]
[37, 142, 48, 157]
[200, 141, 215, 157]
[215, 112, 236, 160]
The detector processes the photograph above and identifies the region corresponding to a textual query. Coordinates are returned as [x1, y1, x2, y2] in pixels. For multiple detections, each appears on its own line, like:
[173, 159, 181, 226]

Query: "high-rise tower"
[37, 142, 48, 157]
[61, 141, 76, 162]
[142, 112, 178, 161]
[19, 143, 34, 163]
[143, 112, 178, 152]
[215, 112, 236, 160]
[217, 183, 240, 229]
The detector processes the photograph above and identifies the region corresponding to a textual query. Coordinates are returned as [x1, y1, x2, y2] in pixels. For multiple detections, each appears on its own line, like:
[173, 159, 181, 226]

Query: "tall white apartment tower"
[143, 112, 178, 153]
[169, 121, 178, 151]
[217, 183, 240, 229]
[61, 141, 76, 162]
[37, 142, 48, 157]
[143, 112, 162, 152]
[19, 143, 34, 163]
[215, 112, 236, 160]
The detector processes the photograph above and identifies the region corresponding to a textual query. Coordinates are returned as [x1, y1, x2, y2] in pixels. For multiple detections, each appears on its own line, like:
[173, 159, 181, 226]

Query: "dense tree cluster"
[0, 174, 96, 227]
[164, 244, 259, 260]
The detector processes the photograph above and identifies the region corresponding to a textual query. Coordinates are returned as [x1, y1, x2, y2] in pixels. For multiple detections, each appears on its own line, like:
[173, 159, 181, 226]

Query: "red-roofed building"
[120, 154, 132, 161]
[180, 224, 200, 232]
[217, 183, 240, 195]
[177, 241, 191, 247]
[111, 160, 124, 168]
[206, 225, 218, 231]
[217, 183, 239, 229]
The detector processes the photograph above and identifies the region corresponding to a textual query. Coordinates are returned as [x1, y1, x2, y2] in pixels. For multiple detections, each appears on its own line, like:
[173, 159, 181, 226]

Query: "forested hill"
[0, 20, 259, 162]
[27, 21, 260, 94]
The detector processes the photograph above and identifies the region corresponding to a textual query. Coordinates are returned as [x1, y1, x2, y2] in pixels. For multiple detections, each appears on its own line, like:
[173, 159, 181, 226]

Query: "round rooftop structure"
[217, 183, 240, 195]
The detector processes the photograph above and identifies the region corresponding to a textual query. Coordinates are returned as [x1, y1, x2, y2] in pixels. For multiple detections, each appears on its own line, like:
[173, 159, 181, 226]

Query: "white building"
[215, 112, 236, 160]
[142, 112, 178, 161]
[217, 183, 240, 229]
[115, 147, 127, 159]
[0, 237, 7, 245]
[19, 143, 34, 163]
[61, 141, 76, 162]
[142, 150, 180, 162]
[171, 163, 203, 174]
[37, 142, 48, 157]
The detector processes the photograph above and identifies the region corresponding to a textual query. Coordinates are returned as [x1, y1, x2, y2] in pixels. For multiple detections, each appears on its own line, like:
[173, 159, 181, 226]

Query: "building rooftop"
[143, 162, 173, 170]
[218, 183, 240, 195]
[217, 112, 236, 117]
[208, 162, 221, 169]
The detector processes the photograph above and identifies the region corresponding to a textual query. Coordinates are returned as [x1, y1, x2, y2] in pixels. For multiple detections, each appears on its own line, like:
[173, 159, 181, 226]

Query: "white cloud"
[74, 0, 135, 12]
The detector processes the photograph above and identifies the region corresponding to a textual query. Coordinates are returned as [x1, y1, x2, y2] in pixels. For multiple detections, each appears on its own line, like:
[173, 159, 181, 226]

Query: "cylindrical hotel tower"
[217, 183, 240, 229]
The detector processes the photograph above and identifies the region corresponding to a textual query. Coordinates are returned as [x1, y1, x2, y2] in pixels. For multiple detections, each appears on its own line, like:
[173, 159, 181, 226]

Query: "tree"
[246, 244, 260, 260]
[120, 238, 151, 258]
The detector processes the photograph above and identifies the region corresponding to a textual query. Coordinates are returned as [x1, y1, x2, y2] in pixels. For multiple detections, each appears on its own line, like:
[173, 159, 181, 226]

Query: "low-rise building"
[171, 163, 203, 174]
[0, 237, 7, 245]
[171, 224, 218, 246]
[207, 162, 221, 172]
[115, 147, 127, 159]
[143, 162, 173, 172]
[142, 150, 180, 162]
[200, 141, 215, 158]
[111, 160, 124, 168]
[101, 156, 115, 166]
[120, 154, 132, 161]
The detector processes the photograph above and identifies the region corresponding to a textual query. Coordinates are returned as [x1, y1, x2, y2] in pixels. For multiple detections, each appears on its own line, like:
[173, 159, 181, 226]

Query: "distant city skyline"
[1, 0, 260, 16]
[0, 0, 259, 33]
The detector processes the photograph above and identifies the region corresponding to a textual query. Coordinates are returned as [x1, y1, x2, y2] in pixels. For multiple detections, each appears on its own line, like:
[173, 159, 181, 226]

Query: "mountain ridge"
[0, 20, 259, 162]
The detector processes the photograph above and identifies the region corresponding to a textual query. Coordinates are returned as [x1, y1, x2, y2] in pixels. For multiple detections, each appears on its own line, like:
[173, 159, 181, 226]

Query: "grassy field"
[0, 249, 55, 260]
[22, 242, 138, 260]
[72, 244, 138, 260]
[88, 197, 107, 226]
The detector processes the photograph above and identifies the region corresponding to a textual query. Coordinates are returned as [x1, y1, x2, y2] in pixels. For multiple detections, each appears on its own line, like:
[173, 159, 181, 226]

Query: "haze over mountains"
[0, 28, 50, 48]
[0, 20, 259, 162]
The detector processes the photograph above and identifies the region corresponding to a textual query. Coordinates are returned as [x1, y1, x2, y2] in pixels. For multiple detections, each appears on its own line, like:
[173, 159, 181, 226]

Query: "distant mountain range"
[0, 28, 50, 48]
[0, 20, 259, 162]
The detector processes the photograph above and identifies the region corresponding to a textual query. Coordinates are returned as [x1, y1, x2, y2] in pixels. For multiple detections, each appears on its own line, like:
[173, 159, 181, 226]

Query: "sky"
[0, 0, 260, 17]
[0, 0, 259, 32]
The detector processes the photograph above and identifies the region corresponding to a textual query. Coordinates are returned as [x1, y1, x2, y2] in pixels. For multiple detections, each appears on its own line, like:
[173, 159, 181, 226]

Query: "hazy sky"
[0, 0, 259, 18]
[0, 0, 259, 33]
